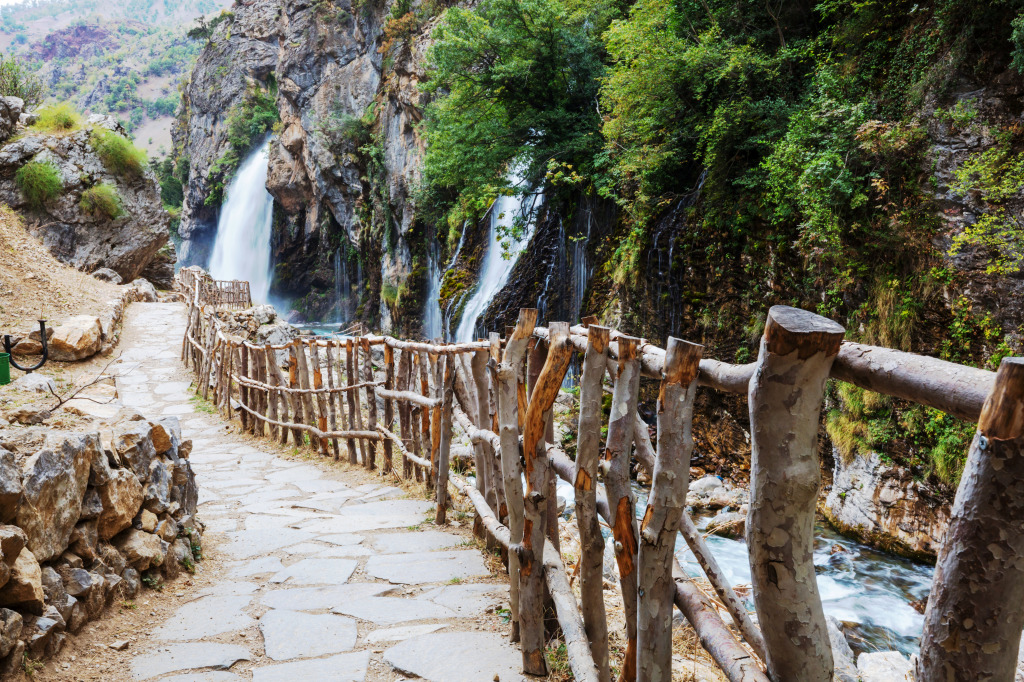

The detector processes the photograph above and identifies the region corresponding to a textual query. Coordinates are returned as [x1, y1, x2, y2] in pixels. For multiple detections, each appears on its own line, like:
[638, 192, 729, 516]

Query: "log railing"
[175, 269, 1024, 682]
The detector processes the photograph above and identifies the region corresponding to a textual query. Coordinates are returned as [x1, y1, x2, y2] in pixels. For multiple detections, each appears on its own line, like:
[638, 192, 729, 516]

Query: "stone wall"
[0, 410, 201, 672]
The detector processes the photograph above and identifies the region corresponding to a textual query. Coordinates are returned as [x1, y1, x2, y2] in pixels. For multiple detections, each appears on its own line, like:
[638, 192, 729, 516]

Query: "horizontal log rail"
[178, 269, 1019, 682]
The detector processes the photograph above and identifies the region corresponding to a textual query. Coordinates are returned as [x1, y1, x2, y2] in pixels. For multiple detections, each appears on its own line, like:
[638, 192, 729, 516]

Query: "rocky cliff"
[0, 106, 170, 283]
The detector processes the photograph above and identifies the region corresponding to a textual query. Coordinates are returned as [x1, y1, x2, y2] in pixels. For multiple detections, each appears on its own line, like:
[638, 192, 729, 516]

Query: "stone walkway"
[104, 303, 529, 682]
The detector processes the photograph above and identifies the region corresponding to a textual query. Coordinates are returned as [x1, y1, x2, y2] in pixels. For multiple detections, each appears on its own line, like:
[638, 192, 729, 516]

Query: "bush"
[14, 160, 62, 210]
[80, 183, 123, 220]
[0, 53, 44, 106]
[32, 103, 82, 132]
[91, 129, 148, 179]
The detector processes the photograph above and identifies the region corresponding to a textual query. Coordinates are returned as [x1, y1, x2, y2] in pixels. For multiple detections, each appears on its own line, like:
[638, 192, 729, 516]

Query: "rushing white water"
[423, 241, 443, 340]
[209, 140, 275, 302]
[455, 181, 541, 342]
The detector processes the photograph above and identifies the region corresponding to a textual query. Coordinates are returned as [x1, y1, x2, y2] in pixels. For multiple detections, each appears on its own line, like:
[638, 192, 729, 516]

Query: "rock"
[7, 405, 51, 425]
[827, 616, 858, 682]
[171, 459, 198, 517]
[97, 544, 127, 575]
[10, 374, 56, 393]
[110, 639, 129, 650]
[40, 566, 66, 606]
[92, 267, 123, 284]
[129, 643, 251, 680]
[63, 568, 94, 598]
[383, 632, 523, 682]
[0, 96, 22, 143]
[857, 651, 912, 681]
[0, 526, 27, 567]
[130, 278, 158, 302]
[0, 449, 20, 523]
[179, 439, 193, 459]
[120, 567, 140, 598]
[67, 597, 87, 633]
[24, 614, 62, 658]
[156, 516, 179, 543]
[60, 551, 83, 569]
[17, 435, 95, 561]
[0, 548, 44, 614]
[259, 609, 357, 661]
[113, 529, 166, 571]
[88, 446, 115, 486]
[97, 469, 144, 540]
[690, 475, 725, 495]
[58, 594, 76, 623]
[80, 487, 103, 520]
[0, 608, 22, 658]
[144, 459, 172, 513]
[69, 520, 99, 561]
[706, 510, 746, 539]
[49, 315, 104, 361]
[138, 509, 158, 533]
[150, 417, 181, 456]
[112, 419, 156, 482]
[364, 551, 488, 585]
[140, 242, 176, 289]
[12, 337, 43, 356]
[81, 572, 107, 618]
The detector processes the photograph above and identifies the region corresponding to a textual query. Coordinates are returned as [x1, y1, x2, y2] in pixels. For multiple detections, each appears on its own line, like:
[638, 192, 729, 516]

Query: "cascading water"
[209, 140, 275, 302]
[455, 178, 542, 343]
[423, 240, 443, 340]
[333, 248, 351, 323]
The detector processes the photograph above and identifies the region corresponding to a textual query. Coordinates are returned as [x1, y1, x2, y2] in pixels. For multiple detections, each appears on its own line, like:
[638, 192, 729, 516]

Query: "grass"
[91, 128, 148, 178]
[189, 392, 216, 414]
[80, 183, 123, 220]
[14, 160, 62, 210]
[31, 102, 81, 132]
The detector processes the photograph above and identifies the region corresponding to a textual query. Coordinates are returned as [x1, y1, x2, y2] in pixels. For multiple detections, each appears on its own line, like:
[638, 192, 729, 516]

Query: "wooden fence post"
[434, 355, 457, 524]
[264, 344, 285, 443]
[575, 324, 611, 682]
[497, 309, 538, 643]
[418, 350, 432, 483]
[293, 340, 317, 450]
[361, 338, 378, 470]
[520, 321, 574, 676]
[637, 337, 703, 682]
[324, 341, 341, 459]
[487, 333, 506, 522]
[347, 339, 368, 464]
[341, 340, 359, 464]
[383, 344, 395, 473]
[472, 349, 503, 516]
[253, 346, 268, 437]
[239, 344, 251, 433]
[917, 357, 1024, 680]
[397, 349, 413, 478]
[309, 341, 329, 455]
[746, 306, 844, 682]
[287, 342, 306, 446]
[605, 335, 642, 682]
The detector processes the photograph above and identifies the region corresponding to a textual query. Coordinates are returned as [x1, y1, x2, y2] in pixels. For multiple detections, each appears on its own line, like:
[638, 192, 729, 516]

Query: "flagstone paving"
[96, 303, 530, 682]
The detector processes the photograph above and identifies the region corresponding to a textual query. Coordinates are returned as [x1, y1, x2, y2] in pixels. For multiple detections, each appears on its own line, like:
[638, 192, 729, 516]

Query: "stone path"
[104, 303, 530, 682]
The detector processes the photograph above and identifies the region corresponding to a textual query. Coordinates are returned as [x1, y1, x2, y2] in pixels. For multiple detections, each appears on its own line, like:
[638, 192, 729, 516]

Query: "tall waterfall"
[209, 140, 275, 303]
[333, 248, 351, 323]
[455, 181, 541, 343]
[423, 241, 443, 340]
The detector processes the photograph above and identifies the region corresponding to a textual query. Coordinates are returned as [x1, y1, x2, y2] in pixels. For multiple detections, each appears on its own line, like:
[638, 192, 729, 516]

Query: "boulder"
[112, 420, 155, 482]
[150, 417, 181, 456]
[0, 526, 27, 567]
[857, 651, 912, 681]
[0, 96, 21, 143]
[12, 338, 43, 356]
[690, 475, 725, 496]
[112, 529, 165, 571]
[120, 567, 140, 599]
[0, 608, 22, 658]
[91, 268, 123, 284]
[144, 459, 172, 514]
[49, 315, 104, 362]
[0, 640, 25, 677]
[827, 616, 858, 682]
[0, 548, 44, 614]
[16, 435, 95, 562]
[69, 520, 99, 562]
[130, 278, 158, 302]
[10, 374, 56, 393]
[0, 449, 19, 523]
[96, 469, 144, 541]
[170, 459, 198, 517]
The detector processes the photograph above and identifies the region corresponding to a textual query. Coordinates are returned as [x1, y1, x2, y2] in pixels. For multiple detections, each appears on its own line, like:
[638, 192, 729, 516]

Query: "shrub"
[14, 160, 62, 210]
[91, 129, 148, 179]
[0, 53, 44, 106]
[32, 103, 82, 132]
[80, 183, 123, 220]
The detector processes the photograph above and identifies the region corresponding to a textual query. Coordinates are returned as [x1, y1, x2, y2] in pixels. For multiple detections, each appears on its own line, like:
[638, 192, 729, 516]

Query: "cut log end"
[979, 356, 1024, 440]
[764, 305, 845, 359]
[588, 325, 610, 354]
[662, 337, 703, 387]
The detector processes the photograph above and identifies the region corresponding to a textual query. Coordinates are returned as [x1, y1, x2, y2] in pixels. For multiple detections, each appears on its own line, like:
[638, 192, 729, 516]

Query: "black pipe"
[3, 320, 49, 372]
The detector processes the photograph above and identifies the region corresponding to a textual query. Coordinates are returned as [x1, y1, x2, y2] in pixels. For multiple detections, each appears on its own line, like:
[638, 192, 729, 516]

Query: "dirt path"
[40, 302, 529, 682]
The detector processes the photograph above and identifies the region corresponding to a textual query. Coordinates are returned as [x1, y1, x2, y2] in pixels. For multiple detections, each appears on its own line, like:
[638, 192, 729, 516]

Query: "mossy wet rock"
[16, 435, 95, 562]
[49, 315, 104, 361]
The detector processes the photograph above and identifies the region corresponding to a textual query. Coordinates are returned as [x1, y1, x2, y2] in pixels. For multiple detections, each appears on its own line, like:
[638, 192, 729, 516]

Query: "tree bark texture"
[434, 354, 457, 525]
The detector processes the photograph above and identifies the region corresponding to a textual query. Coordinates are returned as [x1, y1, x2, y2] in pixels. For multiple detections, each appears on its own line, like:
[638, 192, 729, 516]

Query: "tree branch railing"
[176, 269, 1021, 682]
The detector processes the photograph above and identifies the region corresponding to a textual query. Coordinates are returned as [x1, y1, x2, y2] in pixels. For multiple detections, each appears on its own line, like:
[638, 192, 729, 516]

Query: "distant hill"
[0, 0, 232, 157]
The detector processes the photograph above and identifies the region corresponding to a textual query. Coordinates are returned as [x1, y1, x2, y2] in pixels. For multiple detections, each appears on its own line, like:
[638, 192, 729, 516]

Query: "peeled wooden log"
[453, 406, 502, 452]
[497, 308, 537, 643]
[324, 341, 341, 459]
[434, 355, 457, 524]
[747, 306, 844, 682]
[361, 338, 378, 470]
[917, 357, 1024, 680]
[382, 344, 395, 472]
[543, 539, 602, 682]
[370, 336, 490, 354]
[638, 338, 703, 682]
[450, 473, 513, 548]
[378, 425, 432, 470]
[309, 341, 330, 455]
[375, 388, 441, 408]
[575, 324, 612, 682]
[520, 321, 573, 676]
[234, 401, 383, 440]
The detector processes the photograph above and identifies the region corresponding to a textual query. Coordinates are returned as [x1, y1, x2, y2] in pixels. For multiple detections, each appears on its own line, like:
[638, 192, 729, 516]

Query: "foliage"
[91, 129, 148, 178]
[31, 103, 82, 132]
[80, 183, 123, 220]
[151, 157, 184, 208]
[0, 53, 44, 106]
[15, 160, 62, 210]
[205, 81, 279, 206]
[186, 10, 233, 42]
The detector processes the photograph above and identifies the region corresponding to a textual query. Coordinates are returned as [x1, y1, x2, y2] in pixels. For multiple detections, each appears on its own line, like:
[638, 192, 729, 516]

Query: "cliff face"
[175, 0, 432, 331]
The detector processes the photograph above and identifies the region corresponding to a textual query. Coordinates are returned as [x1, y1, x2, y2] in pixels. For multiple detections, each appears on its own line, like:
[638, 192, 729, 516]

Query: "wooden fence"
[176, 270, 1024, 682]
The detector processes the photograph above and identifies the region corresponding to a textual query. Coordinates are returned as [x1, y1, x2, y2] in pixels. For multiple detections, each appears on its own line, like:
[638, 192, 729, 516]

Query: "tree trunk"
[361, 338, 378, 469]
[638, 338, 703, 682]
[434, 354, 457, 524]
[575, 324, 611, 682]
[917, 357, 1024, 681]
[746, 306, 844, 682]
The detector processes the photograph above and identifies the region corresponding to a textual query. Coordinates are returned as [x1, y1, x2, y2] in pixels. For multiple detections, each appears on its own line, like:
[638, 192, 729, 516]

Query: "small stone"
[0, 608, 23, 658]
[112, 419, 156, 482]
[120, 567, 140, 599]
[0, 448, 20, 522]
[69, 520, 99, 561]
[110, 639, 129, 650]
[80, 488, 104, 520]
[98, 544, 127, 575]
[91, 268, 122, 284]
[0, 525, 27, 566]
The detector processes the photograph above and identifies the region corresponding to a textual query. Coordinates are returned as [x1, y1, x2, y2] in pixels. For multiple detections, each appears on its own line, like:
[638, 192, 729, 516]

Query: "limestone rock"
[16, 435, 94, 561]
[113, 529, 166, 571]
[0, 449, 20, 523]
[144, 459, 172, 514]
[63, 568, 94, 598]
[0, 97, 21, 143]
[120, 567, 140, 599]
[97, 469, 144, 540]
[131, 278, 158, 302]
[88, 447, 114, 486]
[50, 315, 104, 361]
[80, 487, 103, 520]
[10, 374, 56, 393]
[0, 548, 44, 614]
[98, 544, 127, 575]
[138, 509, 158, 533]
[150, 417, 181, 456]
[69, 520, 99, 562]
[40, 566, 67, 608]
[857, 651, 912, 681]
[92, 268, 123, 284]
[7, 406, 51, 425]
[171, 459, 198, 517]
[0, 608, 22, 658]
[0, 526, 27, 566]
[112, 420, 155, 482]
[827, 616, 858, 682]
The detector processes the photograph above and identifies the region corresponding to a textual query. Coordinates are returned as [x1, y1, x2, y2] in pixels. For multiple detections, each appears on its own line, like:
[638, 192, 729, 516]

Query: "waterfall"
[333, 248, 351, 323]
[455, 180, 541, 343]
[208, 140, 275, 303]
[423, 240, 443, 340]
